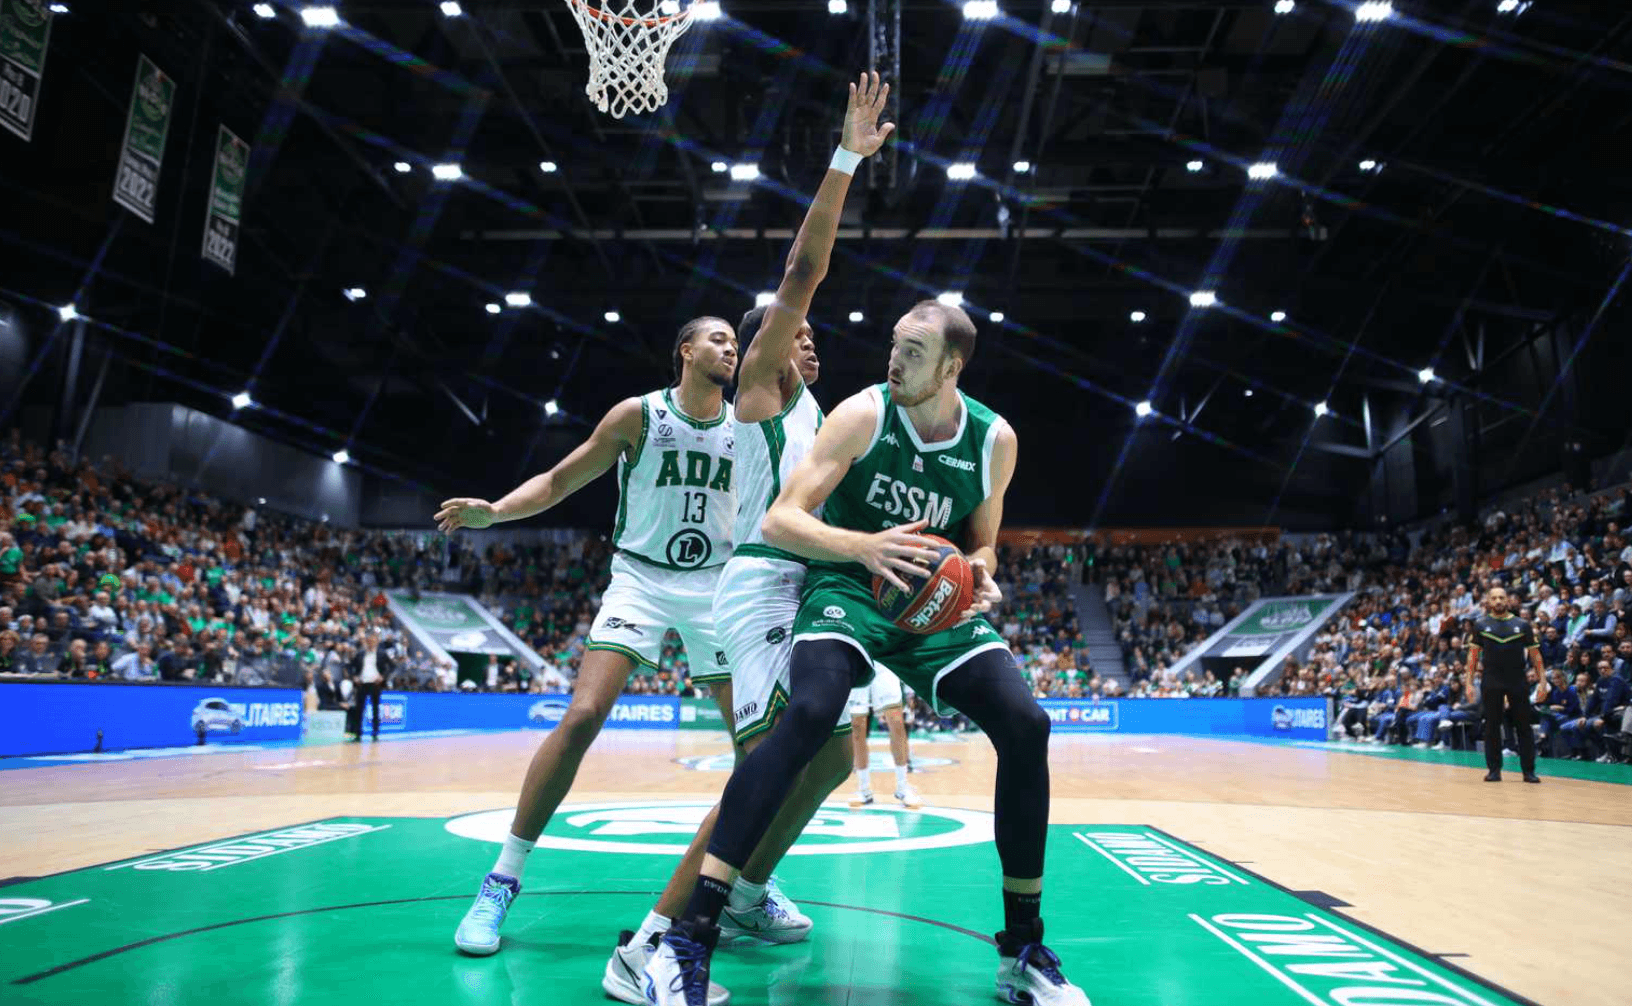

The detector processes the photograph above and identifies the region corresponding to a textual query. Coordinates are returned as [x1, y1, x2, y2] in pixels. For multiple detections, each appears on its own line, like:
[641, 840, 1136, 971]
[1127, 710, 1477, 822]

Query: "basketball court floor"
[2, 726, 1626, 1006]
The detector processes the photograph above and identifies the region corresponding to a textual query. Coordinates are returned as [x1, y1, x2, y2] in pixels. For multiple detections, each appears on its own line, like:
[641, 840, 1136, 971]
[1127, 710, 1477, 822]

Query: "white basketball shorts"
[587, 552, 731, 684]
[847, 662, 905, 718]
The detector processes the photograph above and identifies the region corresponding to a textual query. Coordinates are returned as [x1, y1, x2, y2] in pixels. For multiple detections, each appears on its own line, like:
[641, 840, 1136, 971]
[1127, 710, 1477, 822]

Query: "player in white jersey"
[847, 661, 921, 808]
[434, 314, 740, 958]
[605, 72, 895, 1005]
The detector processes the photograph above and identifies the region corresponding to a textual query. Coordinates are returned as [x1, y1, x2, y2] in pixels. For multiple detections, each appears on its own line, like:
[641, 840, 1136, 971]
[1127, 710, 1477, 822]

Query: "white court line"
[1139, 831, 1250, 884]
[0, 899, 89, 926]
[1306, 914, 1500, 1006]
[1188, 914, 1327, 1006]
[1070, 832, 1150, 885]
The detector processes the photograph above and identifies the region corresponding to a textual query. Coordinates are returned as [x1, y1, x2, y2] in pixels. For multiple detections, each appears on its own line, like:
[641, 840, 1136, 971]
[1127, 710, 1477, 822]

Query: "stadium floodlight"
[1354, 1, 1393, 22]
[300, 6, 340, 29]
[659, 0, 680, 13]
[1244, 389, 1255, 398]
[990, 311, 1005, 323]
[544, 399, 560, 417]
[343, 287, 367, 301]
[828, 0, 848, 13]
[1313, 401, 1329, 418]
[539, 161, 557, 173]
[729, 163, 759, 181]
[58, 303, 78, 322]
[1134, 400, 1153, 418]
[1496, 0, 1526, 12]
[392, 161, 411, 173]
[936, 291, 964, 307]
[1130, 311, 1146, 322]
[1270, 311, 1287, 323]
[505, 292, 531, 308]
[604, 311, 622, 323]
[48, 2, 68, 11]
[231, 391, 253, 410]
[755, 292, 776, 308]
[1189, 291, 1217, 308]
[430, 162, 462, 181]
[1273, 0, 1295, 13]
[1418, 366, 1436, 384]
[484, 303, 501, 315]
[848, 311, 865, 323]
[439, 1, 462, 16]
[1359, 159, 1379, 172]
[1051, 0, 1072, 13]
[1012, 160, 1031, 173]
[692, 2, 722, 20]
[962, 1, 1000, 20]
[1186, 160, 1204, 173]
[710, 161, 728, 173]
[253, 3, 276, 18]
[332, 449, 350, 465]
[1247, 161, 1279, 181]
[946, 163, 977, 181]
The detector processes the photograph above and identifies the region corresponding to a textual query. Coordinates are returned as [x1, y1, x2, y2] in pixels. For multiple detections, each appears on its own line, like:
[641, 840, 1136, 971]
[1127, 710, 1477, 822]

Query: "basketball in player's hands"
[871, 535, 976, 635]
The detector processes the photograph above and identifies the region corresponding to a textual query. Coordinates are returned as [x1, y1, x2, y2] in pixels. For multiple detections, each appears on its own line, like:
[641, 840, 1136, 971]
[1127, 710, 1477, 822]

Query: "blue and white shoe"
[763, 876, 812, 931]
[995, 921, 1091, 1005]
[719, 881, 810, 945]
[454, 872, 519, 956]
[642, 921, 727, 1006]
[604, 929, 728, 1006]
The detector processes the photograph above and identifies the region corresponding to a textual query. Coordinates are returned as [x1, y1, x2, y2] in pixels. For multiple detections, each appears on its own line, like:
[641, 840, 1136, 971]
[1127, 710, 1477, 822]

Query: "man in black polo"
[1466, 586, 1543, 783]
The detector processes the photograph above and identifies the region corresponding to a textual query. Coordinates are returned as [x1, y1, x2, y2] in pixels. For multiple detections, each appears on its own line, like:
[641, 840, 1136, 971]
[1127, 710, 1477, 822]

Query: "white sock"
[894, 763, 908, 790]
[855, 767, 872, 793]
[491, 832, 535, 882]
[729, 876, 767, 911]
[633, 909, 671, 945]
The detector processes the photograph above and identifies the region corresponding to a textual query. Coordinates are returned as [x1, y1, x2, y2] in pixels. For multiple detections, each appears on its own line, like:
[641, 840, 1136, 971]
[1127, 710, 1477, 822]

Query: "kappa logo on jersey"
[603, 617, 644, 636]
[938, 455, 977, 472]
[665, 529, 713, 568]
[882, 432, 900, 446]
[765, 626, 788, 645]
[824, 605, 846, 619]
[656, 409, 668, 419]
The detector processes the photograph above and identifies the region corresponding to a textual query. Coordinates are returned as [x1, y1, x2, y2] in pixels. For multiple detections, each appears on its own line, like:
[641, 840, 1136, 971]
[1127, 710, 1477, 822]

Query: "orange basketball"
[870, 534, 976, 635]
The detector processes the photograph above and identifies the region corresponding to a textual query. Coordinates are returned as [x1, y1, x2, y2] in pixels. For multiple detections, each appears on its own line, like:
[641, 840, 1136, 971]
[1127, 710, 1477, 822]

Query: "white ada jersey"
[730, 379, 822, 563]
[610, 387, 737, 572]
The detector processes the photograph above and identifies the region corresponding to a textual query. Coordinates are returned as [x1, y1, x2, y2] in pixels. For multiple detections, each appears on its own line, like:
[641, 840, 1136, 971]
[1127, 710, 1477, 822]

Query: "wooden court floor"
[2, 728, 1627, 1006]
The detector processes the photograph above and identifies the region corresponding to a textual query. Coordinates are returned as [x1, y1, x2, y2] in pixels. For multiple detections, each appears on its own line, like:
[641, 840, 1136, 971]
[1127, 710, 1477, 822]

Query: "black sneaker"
[1483, 770, 1501, 782]
[1522, 772, 1541, 784]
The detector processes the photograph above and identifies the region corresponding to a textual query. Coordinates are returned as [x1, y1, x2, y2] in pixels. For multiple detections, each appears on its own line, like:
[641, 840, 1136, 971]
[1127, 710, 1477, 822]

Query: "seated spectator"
[1558, 662, 1632, 761]
[111, 641, 157, 681]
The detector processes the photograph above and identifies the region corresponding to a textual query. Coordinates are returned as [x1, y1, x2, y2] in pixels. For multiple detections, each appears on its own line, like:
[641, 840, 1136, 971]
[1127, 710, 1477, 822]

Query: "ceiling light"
[729, 163, 759, 181]
[827, 0, 848, 12]
[1051, 0, 1072, 13]
[946, 163, 977, 181]
[1354, 1, 1393, 22]
[431, 162, 462, 181]
[484, 302, 501, 315]
[937, 291, 964, 307]
[604, 311, 621, 323]
[1186, 160, 1203, 173]
[439, 1, 462, 15]
[1012, 160, 1031, 173]
[962, 1, 999, 20]
[1130, 311, 1146, 323]
[343, 287, 367, 301]
[544, 399, 560, 417]
[252, 3, 275, 17]
[755, 292, 776, 307]
[47, 2, 68, 11]
[990, 311, 1005, 323]
[503, 292, 530, 308]
[1270, 311, 1287, 323]
[1313, 401, 1329, 417]
[332, 449, 350, 465]
[1418, 366, 1436, 384]
[392, 161, 410, 173]
[692, 2, 722, 21]
[710, 161, 728, 173]
[58, 303, 78, 322]
[1273, 0, 1295, 13]
[539, 161, 558, 173]
[1247, 161, 1279, 181]
[1135, 400, 1153, 418]
[1189, 291, 1217, 308]
[257, 498, 267, 506]
[1496, 0, 1528, 12]
[231, 391, 253, 410]
[659, 0, 680, 13]
[848, 311, 864, 323]
[300, 6, 340, 29]
[1244, 389, 1254, 398]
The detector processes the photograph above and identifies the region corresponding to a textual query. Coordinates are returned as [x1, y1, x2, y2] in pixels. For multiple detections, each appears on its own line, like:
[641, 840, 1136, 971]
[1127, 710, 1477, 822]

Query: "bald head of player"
[736, 305, 819, 390]
[671, 315, 739, 389]
[1486, 586, 1510, 616]
[886, 300, 977, 407]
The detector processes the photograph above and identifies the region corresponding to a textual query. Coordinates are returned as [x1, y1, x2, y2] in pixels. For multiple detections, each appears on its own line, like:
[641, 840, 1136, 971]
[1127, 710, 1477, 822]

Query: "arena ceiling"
[2, 1, 1630, 529]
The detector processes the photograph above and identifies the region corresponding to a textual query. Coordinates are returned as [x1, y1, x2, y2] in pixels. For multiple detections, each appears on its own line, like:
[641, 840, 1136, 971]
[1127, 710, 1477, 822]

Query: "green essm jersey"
[813, 383, 1004, 584]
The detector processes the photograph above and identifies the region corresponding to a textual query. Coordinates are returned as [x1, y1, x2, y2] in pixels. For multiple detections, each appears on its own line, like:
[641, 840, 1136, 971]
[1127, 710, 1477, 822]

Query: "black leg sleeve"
[705, 639, 864, 869]
[937, 648, 1052, 880]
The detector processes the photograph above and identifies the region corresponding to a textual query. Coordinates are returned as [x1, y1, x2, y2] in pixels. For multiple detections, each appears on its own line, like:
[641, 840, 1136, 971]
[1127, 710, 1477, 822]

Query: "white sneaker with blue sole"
[454, 872, 519, 955]
[603, 929, 728, 1006]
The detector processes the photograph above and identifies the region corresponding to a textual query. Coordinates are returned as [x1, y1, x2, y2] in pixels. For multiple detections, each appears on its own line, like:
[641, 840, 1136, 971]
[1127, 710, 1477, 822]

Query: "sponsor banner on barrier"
[1042, 701, 1119, 731]
[355, 691, 679, 736]
[0, 683, 306, 757]
[1036, 696, 1330, 740]
[678, 696, 728, 731]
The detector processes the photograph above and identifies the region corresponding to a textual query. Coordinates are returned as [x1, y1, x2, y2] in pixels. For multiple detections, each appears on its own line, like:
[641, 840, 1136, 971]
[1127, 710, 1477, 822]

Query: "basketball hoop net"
[563, 0, 698, 119]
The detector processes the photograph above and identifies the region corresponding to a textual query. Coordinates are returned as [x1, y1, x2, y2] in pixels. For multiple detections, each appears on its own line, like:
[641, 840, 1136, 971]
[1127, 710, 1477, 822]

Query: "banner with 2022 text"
[201, 124, 248, 273]
[112, 53, 175, 224]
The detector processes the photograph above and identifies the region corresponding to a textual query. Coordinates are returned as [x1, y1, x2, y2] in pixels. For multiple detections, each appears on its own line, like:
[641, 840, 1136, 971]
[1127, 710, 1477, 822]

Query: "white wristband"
[830, 146, 864, 176]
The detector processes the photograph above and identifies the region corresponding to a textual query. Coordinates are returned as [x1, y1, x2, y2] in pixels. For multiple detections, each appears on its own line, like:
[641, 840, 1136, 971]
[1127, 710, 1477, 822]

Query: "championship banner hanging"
[0, 0, 55, 142]
[112, 54, 175, 224]
[202, 125, 247, 274]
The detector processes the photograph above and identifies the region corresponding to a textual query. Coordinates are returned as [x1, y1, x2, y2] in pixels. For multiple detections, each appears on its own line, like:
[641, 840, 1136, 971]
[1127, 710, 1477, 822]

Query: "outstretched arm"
[736, 72, 895, 419]
[435, 397, 642, 531]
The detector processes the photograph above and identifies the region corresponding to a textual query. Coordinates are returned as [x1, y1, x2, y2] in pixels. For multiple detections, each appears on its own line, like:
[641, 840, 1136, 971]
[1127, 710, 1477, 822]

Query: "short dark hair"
[672, 316, 730, 386]
[736, 305, 769, 356]
[909, 300, 977, 368]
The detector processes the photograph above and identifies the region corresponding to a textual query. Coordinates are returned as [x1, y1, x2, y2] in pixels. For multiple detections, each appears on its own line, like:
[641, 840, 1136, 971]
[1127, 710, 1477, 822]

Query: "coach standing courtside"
[1466, 587, 1543, 783]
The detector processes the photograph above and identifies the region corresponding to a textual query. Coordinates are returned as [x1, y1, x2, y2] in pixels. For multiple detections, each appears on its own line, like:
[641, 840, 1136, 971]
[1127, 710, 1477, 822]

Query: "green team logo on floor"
[445, 800, 993, 856]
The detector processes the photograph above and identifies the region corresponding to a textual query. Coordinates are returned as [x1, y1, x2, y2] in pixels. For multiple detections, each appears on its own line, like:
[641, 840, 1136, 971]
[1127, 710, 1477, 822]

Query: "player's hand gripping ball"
[871, 534, 976, 635]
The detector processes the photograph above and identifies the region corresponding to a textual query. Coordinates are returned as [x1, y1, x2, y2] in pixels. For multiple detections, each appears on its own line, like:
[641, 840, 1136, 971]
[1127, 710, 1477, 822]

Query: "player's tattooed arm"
[435, 397, 641, 531]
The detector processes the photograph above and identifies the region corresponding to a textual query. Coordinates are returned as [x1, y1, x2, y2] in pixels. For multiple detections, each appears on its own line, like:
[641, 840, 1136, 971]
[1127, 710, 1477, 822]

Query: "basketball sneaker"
[643, 920, 727, 1006]
[995, 919, 1092, 1005]
[850, 789, 875, 807]
[453, 872, 519, 956]
[720, 884, 811, 944]
[895, 782, 923, 808]
[764, 875, 811, 931]
[603, 930, 727, 1006]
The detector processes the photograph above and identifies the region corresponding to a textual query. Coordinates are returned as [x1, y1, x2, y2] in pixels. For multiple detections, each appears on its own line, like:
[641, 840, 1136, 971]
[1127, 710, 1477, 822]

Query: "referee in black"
[1465, 586, 1543, 783]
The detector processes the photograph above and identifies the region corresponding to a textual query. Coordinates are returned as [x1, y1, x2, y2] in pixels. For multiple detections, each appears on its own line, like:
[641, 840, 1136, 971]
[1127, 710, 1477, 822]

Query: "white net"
[563, 0, 698, 119]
